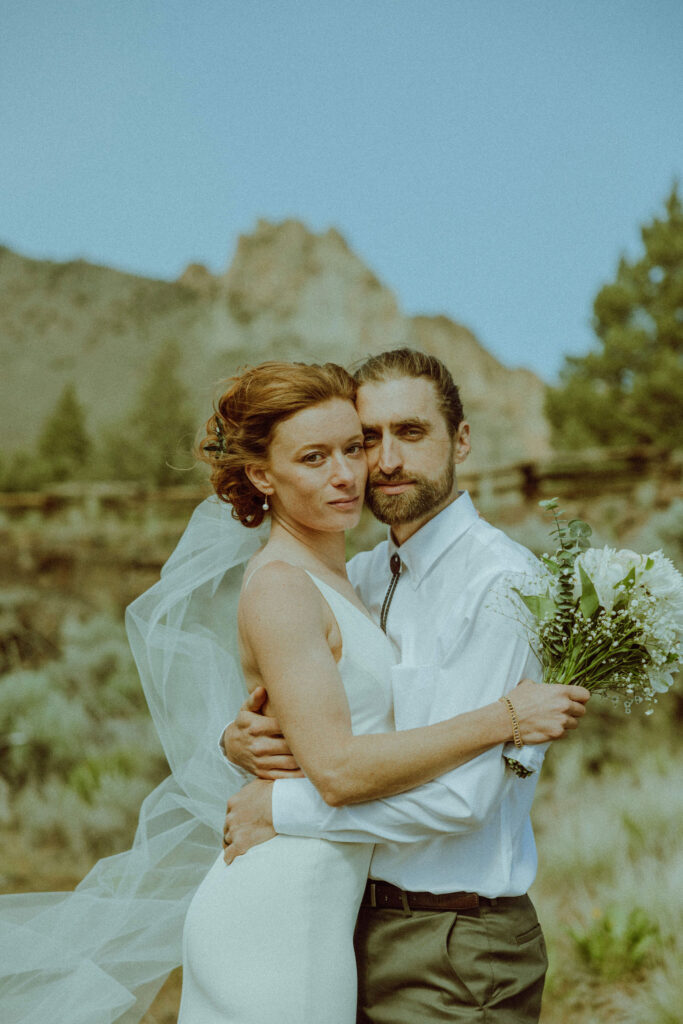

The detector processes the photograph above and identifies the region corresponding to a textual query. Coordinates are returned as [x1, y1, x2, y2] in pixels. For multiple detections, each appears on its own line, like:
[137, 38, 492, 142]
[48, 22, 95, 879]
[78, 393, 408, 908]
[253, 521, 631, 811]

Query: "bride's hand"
[506, 679, 590, 745]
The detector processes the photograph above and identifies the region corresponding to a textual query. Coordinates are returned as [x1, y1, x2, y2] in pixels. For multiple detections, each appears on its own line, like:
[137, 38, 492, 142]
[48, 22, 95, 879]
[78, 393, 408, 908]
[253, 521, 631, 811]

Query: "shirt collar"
[387, 491, 479, 588]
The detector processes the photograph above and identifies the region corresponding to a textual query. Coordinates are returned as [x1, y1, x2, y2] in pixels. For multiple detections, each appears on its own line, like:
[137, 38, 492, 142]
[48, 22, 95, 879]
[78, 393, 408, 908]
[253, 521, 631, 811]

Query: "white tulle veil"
[0, 497, 267, 1023]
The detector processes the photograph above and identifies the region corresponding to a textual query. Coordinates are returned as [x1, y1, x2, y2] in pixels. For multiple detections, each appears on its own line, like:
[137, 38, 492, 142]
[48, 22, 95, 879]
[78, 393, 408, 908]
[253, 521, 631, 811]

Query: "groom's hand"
[223, 687, 304, 779]
[223, 779, 276, 864]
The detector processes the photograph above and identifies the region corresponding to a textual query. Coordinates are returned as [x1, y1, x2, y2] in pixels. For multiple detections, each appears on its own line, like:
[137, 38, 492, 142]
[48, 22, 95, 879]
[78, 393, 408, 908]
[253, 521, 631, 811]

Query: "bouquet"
[503, 498, 683, 777]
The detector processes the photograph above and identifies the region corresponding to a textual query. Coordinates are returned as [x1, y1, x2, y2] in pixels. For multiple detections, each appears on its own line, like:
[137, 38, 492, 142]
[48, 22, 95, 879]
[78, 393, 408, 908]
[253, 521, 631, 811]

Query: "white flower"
[638, 551, 683, 630]
[574, 547, 643, 613]
[647, 666, 676, 694]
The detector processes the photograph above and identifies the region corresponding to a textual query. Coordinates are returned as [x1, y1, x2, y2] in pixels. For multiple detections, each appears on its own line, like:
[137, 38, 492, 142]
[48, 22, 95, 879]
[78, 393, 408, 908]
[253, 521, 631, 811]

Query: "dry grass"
[533, 698, 682, 1024]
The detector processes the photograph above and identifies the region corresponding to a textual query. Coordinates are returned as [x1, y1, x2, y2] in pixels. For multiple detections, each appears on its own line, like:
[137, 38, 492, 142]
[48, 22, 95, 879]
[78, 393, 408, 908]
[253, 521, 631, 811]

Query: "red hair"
[198, 361, 356, 527]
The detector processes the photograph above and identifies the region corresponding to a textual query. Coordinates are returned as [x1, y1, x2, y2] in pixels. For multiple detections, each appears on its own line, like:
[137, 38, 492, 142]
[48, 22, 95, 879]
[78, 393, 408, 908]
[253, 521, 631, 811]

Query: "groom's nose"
[376, 435, 403, 475]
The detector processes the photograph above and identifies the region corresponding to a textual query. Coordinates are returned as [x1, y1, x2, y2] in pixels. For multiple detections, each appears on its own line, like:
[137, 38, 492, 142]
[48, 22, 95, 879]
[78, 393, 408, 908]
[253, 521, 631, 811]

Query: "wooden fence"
[0, 447, 680, 520]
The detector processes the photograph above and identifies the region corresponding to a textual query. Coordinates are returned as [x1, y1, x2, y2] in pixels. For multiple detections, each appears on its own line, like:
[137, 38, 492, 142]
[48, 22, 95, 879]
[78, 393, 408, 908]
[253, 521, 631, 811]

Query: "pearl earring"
[262, 496, 269, 511]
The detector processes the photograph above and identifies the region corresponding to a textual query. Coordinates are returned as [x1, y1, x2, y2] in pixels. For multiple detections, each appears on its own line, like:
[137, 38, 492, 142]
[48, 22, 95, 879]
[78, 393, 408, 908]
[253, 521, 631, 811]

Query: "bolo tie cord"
[380, 553, 402, 633]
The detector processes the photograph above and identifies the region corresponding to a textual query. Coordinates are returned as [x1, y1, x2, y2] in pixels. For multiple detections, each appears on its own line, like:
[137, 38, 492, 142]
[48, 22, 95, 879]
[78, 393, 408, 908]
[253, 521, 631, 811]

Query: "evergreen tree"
[38, 383, 91, 481]
[546, 185, 683, 451]
[102, 341, 197, 486]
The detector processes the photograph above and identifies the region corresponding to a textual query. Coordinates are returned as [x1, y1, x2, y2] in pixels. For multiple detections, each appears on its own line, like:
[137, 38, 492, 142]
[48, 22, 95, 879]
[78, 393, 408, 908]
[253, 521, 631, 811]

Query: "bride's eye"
[346, 443, 364, 456]
[302, 452, 325, 464]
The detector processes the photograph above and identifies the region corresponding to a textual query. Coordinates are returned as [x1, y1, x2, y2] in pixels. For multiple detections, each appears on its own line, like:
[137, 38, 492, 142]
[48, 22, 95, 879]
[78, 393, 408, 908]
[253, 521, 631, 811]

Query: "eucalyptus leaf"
[568, 519, 592, 538]
[568, 520, 592, 551]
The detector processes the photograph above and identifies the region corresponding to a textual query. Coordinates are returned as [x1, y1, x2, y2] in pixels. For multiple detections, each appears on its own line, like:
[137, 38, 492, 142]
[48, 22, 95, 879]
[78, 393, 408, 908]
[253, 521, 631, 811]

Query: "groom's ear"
[453, 422, 471, 464]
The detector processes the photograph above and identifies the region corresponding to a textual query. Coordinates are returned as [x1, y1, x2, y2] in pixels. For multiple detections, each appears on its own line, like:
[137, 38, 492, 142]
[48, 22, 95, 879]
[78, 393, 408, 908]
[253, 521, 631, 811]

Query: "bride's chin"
[275, 508, 362, 534]
[313, 509, 364, 533]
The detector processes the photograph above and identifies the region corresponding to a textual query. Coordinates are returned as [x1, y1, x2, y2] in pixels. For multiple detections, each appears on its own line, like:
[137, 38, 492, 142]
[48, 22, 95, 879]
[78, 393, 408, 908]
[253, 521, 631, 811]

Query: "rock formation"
[0, 223, 550, 469]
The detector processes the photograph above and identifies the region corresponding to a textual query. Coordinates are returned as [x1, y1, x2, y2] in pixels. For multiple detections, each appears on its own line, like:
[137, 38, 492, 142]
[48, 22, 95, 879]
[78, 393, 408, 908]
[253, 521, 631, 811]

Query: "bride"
[177, 360, 586, 1023]
[0, 359, 586, 1024]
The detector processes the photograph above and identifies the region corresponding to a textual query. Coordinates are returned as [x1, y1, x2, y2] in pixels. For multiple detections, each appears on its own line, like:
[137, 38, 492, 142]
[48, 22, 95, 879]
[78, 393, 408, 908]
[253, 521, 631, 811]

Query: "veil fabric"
[0, 497, 267, 1023]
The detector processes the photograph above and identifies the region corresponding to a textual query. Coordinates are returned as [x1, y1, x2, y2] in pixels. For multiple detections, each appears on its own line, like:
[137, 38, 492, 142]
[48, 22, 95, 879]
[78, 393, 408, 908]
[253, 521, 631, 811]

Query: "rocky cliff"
[0, 221, 550, 468]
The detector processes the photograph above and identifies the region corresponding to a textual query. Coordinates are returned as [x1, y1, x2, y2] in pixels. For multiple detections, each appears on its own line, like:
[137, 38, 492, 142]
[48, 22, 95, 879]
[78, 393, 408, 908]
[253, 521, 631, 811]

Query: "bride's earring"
[262, 495, 269, 511]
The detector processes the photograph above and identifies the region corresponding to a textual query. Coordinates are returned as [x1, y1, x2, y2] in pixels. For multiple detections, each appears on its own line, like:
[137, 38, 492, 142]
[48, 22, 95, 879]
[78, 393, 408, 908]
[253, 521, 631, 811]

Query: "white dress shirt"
[271, 492, 545, 897]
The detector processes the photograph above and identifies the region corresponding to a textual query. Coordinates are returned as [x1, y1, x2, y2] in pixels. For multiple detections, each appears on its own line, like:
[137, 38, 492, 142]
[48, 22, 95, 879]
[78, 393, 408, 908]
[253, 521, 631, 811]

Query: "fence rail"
[0, 447, 680, 519]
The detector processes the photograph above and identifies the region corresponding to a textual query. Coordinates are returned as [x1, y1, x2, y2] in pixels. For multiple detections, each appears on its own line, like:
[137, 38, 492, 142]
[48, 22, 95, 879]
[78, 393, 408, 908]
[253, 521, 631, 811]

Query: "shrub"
[569, 905, 661, 981]
[0, 612, 167, 855]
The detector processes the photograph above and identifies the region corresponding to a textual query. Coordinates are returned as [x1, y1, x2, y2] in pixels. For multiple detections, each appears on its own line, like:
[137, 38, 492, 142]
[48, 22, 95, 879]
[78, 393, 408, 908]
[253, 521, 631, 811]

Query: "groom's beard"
[365, 460, 455, 526]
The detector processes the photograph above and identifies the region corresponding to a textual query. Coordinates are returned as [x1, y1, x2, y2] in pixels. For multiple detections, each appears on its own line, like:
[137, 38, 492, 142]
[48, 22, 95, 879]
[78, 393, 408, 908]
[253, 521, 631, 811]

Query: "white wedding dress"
[178, 571, 395, 1024]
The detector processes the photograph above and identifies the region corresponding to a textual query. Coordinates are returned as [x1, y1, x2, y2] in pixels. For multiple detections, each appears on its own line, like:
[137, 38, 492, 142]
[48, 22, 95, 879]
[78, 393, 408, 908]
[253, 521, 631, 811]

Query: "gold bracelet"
[499, 696, 523, 749]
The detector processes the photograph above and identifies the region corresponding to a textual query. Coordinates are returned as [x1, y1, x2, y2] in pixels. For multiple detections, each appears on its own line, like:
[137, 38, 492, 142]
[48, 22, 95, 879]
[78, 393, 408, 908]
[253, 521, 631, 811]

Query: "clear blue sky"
[1, 1, 681, 380]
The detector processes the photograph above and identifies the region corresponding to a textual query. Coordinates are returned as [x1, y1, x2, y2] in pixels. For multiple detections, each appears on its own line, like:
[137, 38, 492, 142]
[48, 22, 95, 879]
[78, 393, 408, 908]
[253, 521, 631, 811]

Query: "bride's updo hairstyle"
[198, 361, 356, 528]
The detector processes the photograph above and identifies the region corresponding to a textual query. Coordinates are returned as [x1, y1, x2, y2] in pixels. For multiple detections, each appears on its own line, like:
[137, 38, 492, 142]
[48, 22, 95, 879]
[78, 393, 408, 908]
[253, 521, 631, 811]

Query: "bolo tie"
[380, 553, 402, 633]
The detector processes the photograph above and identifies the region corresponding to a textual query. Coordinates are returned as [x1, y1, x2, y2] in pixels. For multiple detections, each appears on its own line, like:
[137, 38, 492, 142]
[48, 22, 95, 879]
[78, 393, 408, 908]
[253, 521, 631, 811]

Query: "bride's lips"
[328, 496, 360, 510]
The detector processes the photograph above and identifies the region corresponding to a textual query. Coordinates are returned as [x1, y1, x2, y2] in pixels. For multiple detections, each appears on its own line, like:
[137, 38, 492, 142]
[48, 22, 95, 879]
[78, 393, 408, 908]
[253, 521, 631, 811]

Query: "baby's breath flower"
[502, 502, 682, 727]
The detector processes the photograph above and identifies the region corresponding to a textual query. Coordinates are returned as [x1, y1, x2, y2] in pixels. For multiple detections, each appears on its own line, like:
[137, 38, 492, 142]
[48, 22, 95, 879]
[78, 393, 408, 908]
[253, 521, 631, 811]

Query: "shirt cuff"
[272, 777, 328, 836]
[501, 741, 549, 776]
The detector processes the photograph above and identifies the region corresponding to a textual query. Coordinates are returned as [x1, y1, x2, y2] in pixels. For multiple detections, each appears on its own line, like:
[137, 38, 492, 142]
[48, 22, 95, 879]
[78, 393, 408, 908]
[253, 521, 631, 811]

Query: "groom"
[221, 348, 587, 1022]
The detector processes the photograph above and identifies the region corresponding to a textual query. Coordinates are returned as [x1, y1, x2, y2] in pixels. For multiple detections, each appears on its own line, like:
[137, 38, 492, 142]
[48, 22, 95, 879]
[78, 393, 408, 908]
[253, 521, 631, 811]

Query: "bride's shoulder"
[240, 561, 327, 643]
[244, 555, 306, 586]
[242, 559, 321, 609]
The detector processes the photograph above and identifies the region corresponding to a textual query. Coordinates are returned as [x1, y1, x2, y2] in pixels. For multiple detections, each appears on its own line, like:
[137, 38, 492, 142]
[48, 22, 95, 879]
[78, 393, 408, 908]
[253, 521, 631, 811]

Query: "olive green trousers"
[354, 894, 547, 1023]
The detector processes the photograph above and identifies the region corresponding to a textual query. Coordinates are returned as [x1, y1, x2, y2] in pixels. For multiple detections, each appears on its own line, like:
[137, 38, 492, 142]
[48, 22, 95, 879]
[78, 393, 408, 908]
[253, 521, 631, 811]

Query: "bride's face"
[257, 398, 367, 532]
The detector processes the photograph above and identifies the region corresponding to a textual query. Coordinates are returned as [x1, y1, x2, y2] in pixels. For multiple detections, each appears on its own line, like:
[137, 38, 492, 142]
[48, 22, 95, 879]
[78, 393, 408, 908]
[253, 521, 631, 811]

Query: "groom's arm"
[223, 746, 507, 864]
[225, 737, 517, 861]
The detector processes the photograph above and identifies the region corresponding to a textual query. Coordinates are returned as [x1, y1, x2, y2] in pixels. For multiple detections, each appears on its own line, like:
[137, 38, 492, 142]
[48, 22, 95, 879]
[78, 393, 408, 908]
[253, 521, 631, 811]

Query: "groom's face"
[356, 375, 470, 532]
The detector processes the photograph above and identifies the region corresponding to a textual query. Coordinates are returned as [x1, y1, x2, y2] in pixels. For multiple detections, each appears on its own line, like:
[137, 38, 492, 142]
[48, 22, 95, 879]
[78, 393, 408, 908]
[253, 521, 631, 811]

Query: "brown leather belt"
[361, 880, 514, 913]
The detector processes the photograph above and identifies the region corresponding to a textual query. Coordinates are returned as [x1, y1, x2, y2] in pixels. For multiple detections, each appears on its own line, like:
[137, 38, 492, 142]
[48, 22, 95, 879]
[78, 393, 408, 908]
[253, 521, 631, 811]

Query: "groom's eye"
[363, 433, 379, 447]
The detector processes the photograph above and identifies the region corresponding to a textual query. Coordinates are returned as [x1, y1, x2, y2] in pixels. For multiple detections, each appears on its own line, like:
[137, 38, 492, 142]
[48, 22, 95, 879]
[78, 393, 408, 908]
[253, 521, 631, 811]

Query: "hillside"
[0, 222, 550, 469]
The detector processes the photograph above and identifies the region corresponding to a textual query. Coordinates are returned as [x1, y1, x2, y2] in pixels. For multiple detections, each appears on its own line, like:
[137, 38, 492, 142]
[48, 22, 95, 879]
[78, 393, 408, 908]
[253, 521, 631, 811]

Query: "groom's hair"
[354, 349, 464, 437]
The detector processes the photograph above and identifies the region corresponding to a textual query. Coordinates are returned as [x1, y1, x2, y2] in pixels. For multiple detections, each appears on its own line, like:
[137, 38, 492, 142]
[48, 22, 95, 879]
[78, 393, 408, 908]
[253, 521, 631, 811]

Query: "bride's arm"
[241, 564, 587, 807]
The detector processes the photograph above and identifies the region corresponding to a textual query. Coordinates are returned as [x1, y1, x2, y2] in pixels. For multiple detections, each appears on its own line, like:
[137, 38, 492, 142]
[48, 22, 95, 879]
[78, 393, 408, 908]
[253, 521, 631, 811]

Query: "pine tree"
[546, 185, 683, 451]
[102, 341, 197, 486]
[38, 383, 91, 481]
